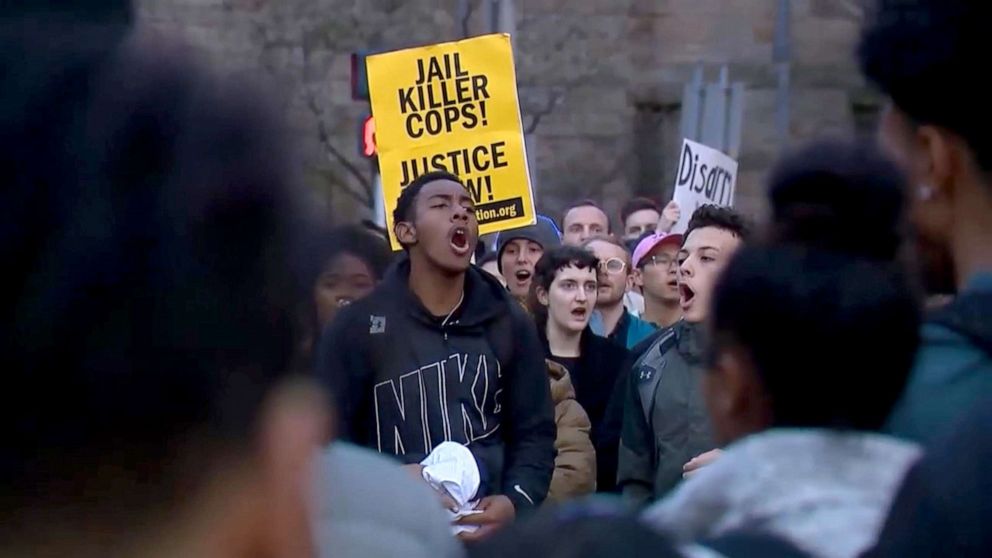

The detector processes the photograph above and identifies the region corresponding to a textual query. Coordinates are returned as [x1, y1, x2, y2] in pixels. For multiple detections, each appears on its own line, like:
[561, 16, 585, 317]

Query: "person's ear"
[633, 268, 644, 288]
[625, 269, 635, 292]
[913, 125, 964, 239]
[394, 221, 417, 247]
[254, 379, 330, 558]
[536, 286, 550, 307]
[916, 125, 963, 203]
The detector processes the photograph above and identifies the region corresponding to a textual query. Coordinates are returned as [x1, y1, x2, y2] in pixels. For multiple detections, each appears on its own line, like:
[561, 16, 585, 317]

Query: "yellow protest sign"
[367, 33, 536, 248]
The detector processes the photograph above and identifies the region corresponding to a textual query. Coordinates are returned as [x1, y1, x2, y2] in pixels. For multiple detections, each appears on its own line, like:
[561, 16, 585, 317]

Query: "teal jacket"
[590, 310, 657, 350]
[886, 272, 992, 446]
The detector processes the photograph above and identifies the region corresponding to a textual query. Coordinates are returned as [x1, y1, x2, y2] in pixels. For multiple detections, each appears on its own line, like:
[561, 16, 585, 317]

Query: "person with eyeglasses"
[582, 236, 658, 350]
[631, 232, 684, 329]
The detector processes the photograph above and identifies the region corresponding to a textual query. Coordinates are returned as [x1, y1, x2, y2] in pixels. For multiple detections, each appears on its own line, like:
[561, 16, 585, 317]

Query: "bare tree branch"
[236, 6, 375, 211]
[524, 89, 563, 134]
[331, 168, 376, 207]
[300, 33, 374, 207]
[302, 85, 373, 203]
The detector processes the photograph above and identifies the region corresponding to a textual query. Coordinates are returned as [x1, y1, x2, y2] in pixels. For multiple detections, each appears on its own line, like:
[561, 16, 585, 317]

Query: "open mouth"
[514, 269, 532, 283]
[667, 279, 680, 289]
[680, 283, 696, 308]
[336, 297, 353, 307]
[450, 227, 470, 255]
[570, 307, 588, 319]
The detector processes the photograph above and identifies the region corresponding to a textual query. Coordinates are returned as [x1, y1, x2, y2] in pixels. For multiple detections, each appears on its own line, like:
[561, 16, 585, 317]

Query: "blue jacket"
[886, 272, 992, 445]
[590, 310, 657, 350]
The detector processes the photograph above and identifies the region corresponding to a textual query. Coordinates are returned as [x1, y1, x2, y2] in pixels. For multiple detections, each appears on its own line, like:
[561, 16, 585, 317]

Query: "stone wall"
[136, 0, 877, 227]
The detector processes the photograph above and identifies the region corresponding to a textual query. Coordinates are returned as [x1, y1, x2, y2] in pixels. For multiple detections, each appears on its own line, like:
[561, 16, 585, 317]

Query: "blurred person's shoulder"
[889, 273, 992, 445]
[315, 443, 463, 558]
[630, 322, 680, 366]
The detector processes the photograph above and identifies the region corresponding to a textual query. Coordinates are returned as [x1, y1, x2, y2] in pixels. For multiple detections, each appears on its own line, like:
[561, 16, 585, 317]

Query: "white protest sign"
[670, 139, 738, 234]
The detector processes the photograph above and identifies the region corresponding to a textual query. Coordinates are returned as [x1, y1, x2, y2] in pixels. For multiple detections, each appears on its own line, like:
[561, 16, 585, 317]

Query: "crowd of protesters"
[6, 0, 992, 557]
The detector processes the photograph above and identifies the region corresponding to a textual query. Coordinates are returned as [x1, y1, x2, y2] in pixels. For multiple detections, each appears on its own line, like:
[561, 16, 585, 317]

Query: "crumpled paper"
[420, 442, 481, 535]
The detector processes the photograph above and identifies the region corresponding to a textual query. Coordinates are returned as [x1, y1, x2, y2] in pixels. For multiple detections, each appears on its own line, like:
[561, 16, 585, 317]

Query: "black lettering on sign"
[465, 175, 494, 202]
[720, 171, 733, 205]
[476, 197, 524, 225]
[398, 142, 510, 188]
[676, 142, 696, 188]
[675, 142, 736, 206]
[398, 52, 495, 139]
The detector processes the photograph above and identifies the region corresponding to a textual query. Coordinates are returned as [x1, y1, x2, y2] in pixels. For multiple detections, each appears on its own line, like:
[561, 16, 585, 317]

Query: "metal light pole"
[773, 0, 792, 150]
[487, 0, 516, 35]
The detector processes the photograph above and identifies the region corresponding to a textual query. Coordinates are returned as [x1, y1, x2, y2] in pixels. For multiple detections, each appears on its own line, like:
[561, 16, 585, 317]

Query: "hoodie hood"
[379, 254, 513, 330]
[643, 429, 921, 558]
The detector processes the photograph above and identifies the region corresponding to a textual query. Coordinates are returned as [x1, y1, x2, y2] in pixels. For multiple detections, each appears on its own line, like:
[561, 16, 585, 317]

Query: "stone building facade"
[136, 0, 876, 227]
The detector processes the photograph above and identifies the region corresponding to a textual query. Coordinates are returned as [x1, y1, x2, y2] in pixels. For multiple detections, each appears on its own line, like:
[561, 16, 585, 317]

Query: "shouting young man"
[617, 205, 748, 506]
[318, 171, 556, 541]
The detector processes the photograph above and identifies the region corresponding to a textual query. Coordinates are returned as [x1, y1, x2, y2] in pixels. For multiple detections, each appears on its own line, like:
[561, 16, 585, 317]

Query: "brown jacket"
[545, 359, 597, 503]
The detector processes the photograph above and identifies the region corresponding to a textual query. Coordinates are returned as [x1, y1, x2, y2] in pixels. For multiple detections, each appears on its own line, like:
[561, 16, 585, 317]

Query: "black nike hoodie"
[316, 255, 556, 510]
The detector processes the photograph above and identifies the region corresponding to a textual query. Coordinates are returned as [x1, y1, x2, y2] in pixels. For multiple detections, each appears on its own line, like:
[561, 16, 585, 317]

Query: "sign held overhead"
[670, 139, 739, 234]
[367, 34, 536, 248]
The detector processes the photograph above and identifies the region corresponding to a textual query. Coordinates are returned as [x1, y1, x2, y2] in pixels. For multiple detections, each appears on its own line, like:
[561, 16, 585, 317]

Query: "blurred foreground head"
[0, 0, 130, 22]
[703, 140, 921, 444]
[860, 0, 992, 293]
[767, 138, 908, 262]
[0, 17, 325, 558]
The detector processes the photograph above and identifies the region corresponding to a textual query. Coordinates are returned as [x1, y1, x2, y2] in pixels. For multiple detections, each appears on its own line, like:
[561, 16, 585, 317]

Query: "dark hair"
[304, 225, 391, 288]
[625, 229, 654, 254]
[711, 245, 920, 431]
[859, 0, 992, 172]
[391, 170, 464, 225]
[620, 197, 660, 226]
[296, 225, 392, 358]
[768, 138, 908, 261]
[1, 28, 308, 540]
[1, 0, 130, 21]
[527, 246, 599, 331]
[563, 199, 611, 232]
[685, 205, 750, 242]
